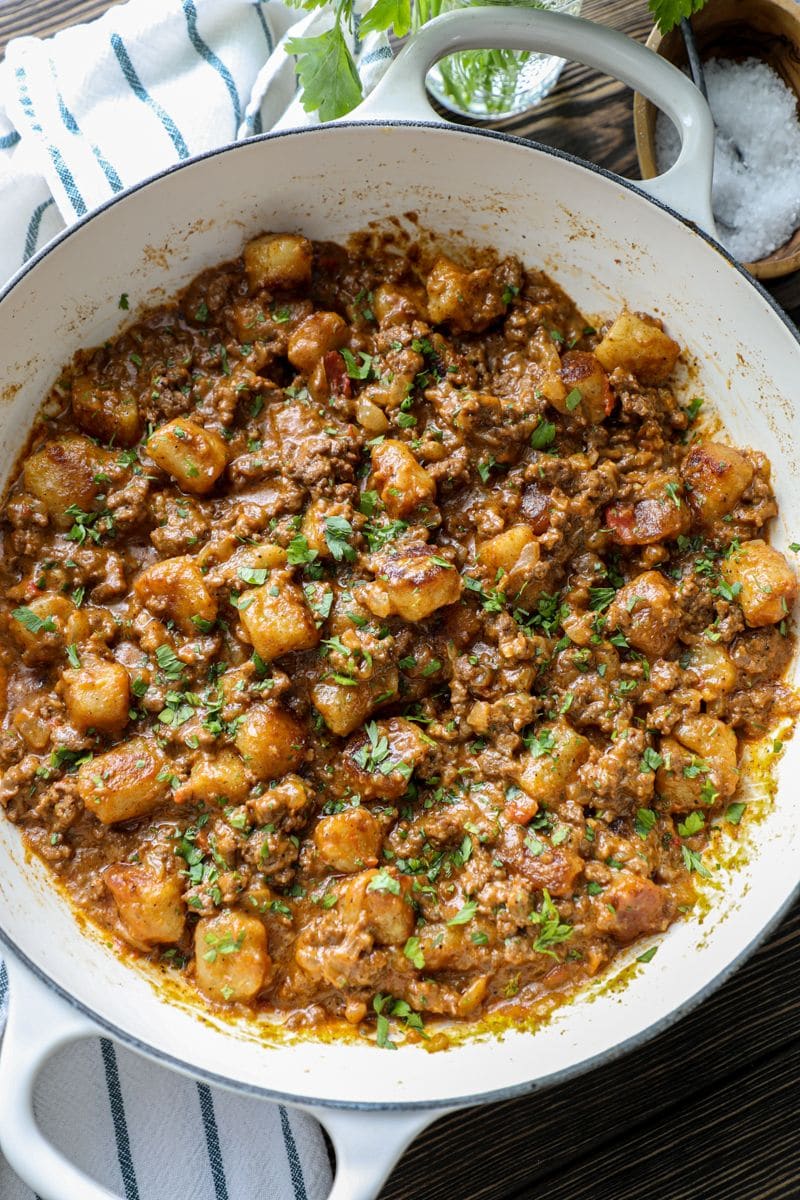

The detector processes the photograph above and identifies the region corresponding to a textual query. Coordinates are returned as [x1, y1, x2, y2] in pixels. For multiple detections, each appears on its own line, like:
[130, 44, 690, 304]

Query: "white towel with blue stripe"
[0, 0, 393, 283]
[0, 0, 395, 1194]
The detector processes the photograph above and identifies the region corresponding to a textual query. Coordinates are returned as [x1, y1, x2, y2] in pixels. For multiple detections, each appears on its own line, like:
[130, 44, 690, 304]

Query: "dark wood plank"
[378, 897, 800, 1199]
[0, 0, 118, 54]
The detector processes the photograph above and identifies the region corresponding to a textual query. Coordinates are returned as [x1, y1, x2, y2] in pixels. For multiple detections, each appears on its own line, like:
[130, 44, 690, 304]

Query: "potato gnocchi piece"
[370, 439, 436, 519]
[238, 571, 320, 661]
[147, 418, 227, 496]
[104, 861, 185, 947]
[63, 655, 130, 735]
[310, 668, 399, 738]
[244, 232, 312, 292]
[175, 749, 250, 806]
[287, 311, 348, 374]
[194, 911, 272, 1003]
[681, 441, 754, 525]
[314, 807, 382, 873]
[595, 311, 680, 383]
[361, 546, 462, 622]
[71, 375, 141, 447]
[342, 717, 428, 801]
[720, 539, 797, 627]
[656, 714, 739, 811]
[234, 703, 306, 781]
[340, 868, 415, 945]
[77, 737, 168, 825]
[23, 435, 112, 527]
[425, 255, 509, 332]
[607, 571, 680, 659]
[512, 721, 590, 820]
[558, 350, 615, 422]
[134, 556, 217, 635]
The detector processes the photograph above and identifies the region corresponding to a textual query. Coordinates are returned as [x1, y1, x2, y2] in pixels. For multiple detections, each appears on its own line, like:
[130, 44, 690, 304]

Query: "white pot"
[0, 11, 798, 1200]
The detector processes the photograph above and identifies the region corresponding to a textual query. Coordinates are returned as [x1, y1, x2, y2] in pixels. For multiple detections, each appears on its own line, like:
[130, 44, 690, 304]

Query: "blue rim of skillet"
[0, 119, 798, 1112]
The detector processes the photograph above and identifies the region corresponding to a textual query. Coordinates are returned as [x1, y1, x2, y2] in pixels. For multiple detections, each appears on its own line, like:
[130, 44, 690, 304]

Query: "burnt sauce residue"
[0, 226, 797, 1048]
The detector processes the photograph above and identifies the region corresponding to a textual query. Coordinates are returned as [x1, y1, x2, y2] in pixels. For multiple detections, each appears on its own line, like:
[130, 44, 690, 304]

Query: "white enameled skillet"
[0, 10, 798, 1199]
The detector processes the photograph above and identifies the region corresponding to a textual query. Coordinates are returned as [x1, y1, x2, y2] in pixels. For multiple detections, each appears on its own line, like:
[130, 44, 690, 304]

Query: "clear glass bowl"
[424, 0, 584, 120]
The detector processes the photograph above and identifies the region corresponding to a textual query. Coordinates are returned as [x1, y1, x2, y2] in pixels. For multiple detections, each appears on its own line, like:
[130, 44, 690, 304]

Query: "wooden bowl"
[633, 0, 800, 279]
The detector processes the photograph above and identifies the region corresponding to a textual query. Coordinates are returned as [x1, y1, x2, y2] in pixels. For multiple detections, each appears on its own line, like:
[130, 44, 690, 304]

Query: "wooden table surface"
[2, 1, 799, 1197]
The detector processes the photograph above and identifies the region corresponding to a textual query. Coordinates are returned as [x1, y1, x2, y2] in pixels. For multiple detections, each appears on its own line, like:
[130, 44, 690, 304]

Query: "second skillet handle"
[0, 951, 118, 1200]
[349, 7, 716, 236]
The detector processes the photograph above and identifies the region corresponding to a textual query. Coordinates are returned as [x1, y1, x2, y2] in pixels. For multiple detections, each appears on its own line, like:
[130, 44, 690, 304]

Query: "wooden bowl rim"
[632, 0, 800, 280]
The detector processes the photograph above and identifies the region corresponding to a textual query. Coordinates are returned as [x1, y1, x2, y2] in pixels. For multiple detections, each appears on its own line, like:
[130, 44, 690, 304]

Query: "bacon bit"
[605, 502, 637, 544]
[323, 350, 352, 398]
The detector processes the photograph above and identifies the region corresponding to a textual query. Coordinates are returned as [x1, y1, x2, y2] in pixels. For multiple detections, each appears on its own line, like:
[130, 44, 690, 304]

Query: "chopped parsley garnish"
[403, 936, 425, 968]
[203, 930, 244, 963]
[155, 644, 184, 680]
[324, 515, 356, 562]
[713, 578, 742, 603]
[589, 586, 617, 612]
[354, 721, 411, 781]
[530, 889, 572, 957]
[341, 348, 373, 379]
[564, 387, 582, 412]
[640, 747, 663, 773]
[287, 533, 319, 566]
[634, 808, 656, 839]
[677, 810, 705, 838]
[447, 899, 477, 926]
[12, 606, 57, 634]
[367, 867, 400, 895]
[238, 566, 268, 586]
[681, 845, 712, 879]
[530, 418, 556, 450]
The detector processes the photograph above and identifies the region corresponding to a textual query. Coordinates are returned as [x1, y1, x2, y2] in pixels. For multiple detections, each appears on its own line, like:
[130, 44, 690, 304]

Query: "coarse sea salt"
[655, 57, 800, 263]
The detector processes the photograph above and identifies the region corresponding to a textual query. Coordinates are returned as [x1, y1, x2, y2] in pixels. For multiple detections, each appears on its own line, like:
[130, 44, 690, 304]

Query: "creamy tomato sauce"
[0, 229, 796, 1044]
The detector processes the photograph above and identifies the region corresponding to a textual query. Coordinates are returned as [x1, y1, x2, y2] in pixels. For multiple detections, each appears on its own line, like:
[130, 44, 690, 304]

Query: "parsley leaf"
[367, 868, 400, 896]
[681, 844, 712, 878]
[650, 0, 707, 36]
[286, 25, 363, 122]
[640, 746, 663, 773]
[634, 808, 657, 839]
[12, 606, 56, 634]
[589, 586, 617, 612]
[287, 534, 318, 566]
[447, 899, 477, 926]
[359, 0, 412, 38]
[155, 644, 184, 680]
[324, 515, 356, 562]
[238, 567, 268, 586]
[340, 348, 373, 380]
[530, 418, 556, 450]
[403, 935, 425, 969]
[529, 888, 573, 957]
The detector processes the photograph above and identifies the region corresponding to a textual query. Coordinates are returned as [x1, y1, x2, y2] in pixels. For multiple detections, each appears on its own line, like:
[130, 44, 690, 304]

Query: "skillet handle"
[0, 952, 118, 1200]
[349, 7, 716, 236]
[306, 1104, 456, 1200]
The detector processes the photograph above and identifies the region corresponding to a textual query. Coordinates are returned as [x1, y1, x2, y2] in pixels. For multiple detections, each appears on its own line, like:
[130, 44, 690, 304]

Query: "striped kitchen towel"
[0, 0, 392, 285]
[0, 0, 395, 1195]
[0, 961, 333, 1200]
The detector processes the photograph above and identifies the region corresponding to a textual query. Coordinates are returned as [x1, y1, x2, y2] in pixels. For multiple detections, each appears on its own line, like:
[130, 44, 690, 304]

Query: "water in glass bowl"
[423, 0, 584, 120]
